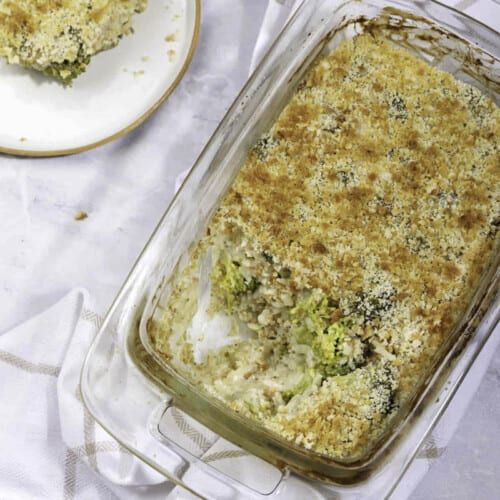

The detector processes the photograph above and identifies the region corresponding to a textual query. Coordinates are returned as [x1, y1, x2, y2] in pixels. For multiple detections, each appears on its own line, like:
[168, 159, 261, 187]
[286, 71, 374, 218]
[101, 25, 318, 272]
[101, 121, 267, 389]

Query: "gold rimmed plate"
[0, 0, 200, 157]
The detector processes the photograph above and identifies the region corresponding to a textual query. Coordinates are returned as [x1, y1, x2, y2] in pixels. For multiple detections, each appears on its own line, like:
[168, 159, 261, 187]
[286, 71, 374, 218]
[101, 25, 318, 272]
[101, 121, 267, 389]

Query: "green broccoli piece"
[290, 291, 331, 342]
[282, 369, 315, 403]
[368, 363, 398, 416]
[42, 27, 91, 85]
[333, 363, 398, 417]
[312, 318, 352, 376]
[43, 54, 90, 85]
[290, 291, 365, 377]
[312, 318, 365, 376]
[352, 287, 395, 323]
[243, 400, 259, 415]
[210, 253, 259, 312]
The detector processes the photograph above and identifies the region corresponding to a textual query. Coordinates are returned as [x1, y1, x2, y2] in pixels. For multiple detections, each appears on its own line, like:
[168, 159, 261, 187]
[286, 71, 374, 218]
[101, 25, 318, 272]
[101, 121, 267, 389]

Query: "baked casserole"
[0, 0, 147, 84]
[150, 33, 499, 461]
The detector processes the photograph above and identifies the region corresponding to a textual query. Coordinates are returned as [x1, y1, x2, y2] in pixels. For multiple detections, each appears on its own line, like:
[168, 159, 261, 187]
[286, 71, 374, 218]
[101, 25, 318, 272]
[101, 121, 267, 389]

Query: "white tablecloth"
[0, 1, 499, 499]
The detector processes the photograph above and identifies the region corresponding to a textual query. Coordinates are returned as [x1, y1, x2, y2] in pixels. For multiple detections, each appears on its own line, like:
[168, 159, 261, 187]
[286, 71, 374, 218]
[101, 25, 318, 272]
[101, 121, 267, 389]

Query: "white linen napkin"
[0, 289, 171, 500]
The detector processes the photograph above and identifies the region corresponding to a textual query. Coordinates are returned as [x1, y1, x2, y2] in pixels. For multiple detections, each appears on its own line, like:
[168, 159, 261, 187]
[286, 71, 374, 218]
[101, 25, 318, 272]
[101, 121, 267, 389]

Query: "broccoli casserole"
[0, 0, 147, 84]
[150, 33, 499, 460]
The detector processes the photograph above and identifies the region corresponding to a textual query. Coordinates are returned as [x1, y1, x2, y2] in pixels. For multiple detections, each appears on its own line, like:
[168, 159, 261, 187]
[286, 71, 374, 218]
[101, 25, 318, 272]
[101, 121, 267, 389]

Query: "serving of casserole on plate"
[0, 0, 200, 156]
[81, 0, 499, 497]
[0, 0, 147, 85]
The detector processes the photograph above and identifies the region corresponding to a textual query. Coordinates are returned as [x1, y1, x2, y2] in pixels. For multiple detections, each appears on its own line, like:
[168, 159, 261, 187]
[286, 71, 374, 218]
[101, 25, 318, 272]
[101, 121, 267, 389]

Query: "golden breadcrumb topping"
[151, 33, 499, 461]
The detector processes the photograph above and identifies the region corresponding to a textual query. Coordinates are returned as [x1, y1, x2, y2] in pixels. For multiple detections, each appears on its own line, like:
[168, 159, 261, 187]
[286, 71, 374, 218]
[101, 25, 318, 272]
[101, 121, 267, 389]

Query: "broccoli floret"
[246, 276, 261, 293]
[210, 253, 259, 312]
[311, 319, 347, 363]
[290, 290, 331, 339]
[367, 363, 398, 416]
[43, 54, 90, 85]
[244, 400, 259, 415]
[312, 318, 365, 376]
[352, 286, 395, 323]
[282, 369, 315, 403]
[333, 362, 399, 417]
[42, 27, 90, 85]
[291, 291, 366, 376]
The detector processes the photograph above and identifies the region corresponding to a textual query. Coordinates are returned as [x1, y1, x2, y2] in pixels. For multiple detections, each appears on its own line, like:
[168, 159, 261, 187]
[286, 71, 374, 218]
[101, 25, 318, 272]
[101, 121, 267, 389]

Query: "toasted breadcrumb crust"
[151, 34, 499, 460]
[0, 0, 147, 84]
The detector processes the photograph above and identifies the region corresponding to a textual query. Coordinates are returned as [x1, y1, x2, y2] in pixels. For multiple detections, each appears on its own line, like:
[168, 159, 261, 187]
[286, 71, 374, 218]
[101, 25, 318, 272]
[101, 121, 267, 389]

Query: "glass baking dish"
[81, 0, 500, 498]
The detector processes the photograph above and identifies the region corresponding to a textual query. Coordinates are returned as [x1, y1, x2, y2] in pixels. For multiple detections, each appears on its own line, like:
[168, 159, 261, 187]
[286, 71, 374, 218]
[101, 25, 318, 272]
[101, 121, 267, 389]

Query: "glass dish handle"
[150, 399, 288, 499]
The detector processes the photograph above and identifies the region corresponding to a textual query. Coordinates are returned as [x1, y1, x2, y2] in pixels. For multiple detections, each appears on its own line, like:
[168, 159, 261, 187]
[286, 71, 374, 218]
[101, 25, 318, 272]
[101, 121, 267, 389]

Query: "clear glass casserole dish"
[81, 1, 500, 498]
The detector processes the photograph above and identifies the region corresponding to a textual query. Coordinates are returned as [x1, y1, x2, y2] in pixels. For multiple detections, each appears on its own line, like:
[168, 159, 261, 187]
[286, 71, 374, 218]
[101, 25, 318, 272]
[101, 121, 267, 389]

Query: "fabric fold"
[0, 290, 169, 500]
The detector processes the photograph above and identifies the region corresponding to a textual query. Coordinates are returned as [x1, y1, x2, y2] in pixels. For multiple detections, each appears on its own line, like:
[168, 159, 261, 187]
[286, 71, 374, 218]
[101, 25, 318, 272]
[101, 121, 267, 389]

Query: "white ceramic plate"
[0, 0, 200, 156]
